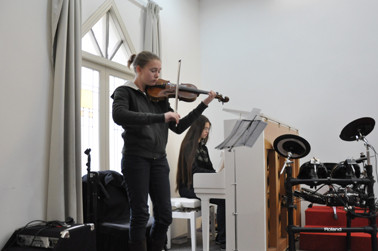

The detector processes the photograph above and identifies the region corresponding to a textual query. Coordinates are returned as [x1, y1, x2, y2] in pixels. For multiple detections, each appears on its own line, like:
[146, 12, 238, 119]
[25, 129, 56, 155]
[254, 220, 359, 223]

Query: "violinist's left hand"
[203, 90, 216, 106]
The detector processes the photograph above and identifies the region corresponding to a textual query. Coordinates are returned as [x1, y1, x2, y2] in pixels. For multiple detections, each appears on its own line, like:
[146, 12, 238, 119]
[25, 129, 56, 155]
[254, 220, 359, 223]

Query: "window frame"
[82, 56, 134, 171]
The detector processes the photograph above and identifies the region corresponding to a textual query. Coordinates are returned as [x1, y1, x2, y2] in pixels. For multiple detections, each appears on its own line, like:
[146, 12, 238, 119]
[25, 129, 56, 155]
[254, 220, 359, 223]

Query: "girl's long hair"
[176, 115, 211, 191]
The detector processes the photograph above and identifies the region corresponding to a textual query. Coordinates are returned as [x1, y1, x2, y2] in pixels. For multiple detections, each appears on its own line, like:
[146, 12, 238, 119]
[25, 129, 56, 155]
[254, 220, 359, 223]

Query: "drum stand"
[273, 134, 311, 251]
[282, 155, 296, 250]
[284, 163, 377, 251]
[274, 120, 377, 251]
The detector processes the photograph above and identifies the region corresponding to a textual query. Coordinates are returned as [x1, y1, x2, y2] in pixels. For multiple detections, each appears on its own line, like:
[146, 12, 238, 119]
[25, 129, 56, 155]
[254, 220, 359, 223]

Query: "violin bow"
[175, 59, 181, 112]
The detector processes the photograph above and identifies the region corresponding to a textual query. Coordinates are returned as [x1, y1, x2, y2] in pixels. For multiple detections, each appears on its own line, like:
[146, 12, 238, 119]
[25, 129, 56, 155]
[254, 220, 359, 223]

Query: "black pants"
[179, 186, 226, 243]
[122, 155, 172, 242]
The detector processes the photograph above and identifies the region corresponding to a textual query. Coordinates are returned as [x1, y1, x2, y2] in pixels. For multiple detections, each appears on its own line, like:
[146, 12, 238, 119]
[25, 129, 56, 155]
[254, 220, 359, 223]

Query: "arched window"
[81, 1, 136, 174]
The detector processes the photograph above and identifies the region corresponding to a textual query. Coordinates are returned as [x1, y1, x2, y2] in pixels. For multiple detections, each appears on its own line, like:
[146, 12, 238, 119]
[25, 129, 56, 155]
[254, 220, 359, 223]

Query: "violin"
[146, 79, 229, 104]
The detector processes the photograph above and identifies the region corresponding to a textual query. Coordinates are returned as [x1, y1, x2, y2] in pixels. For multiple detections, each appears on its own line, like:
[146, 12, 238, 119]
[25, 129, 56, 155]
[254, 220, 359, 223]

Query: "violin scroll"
[215, 93, 229, 104]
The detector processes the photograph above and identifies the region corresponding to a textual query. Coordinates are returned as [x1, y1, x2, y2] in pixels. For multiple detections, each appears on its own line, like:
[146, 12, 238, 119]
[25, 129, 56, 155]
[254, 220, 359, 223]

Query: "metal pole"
[232, 149, 239, 251]
[84, 149, 91, 223]
[366, 164, 377, 251]
[286, 162, 296, 251]
[346, 211, 351, 251]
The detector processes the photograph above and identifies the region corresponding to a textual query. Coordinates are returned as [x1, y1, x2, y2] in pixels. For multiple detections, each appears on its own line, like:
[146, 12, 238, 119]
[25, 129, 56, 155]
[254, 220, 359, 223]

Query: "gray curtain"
[48, 0, 83, 222]
[144, 0, 161, 56]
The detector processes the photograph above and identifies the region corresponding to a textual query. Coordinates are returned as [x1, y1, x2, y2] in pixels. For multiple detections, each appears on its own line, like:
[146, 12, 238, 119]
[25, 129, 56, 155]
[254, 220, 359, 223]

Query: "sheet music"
[215, 108, 267, 150]
[243, 120, 267, 147]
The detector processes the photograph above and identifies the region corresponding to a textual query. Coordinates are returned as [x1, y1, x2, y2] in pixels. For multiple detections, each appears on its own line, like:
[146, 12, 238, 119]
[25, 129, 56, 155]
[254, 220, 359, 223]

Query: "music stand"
[216, 108, 267, 150]
[216, 108, 267, 251]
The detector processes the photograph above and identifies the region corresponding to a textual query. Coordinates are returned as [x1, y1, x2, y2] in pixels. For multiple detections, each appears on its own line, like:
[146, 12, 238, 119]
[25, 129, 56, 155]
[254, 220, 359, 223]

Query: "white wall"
[199, 0, 378, 230]
[201, 0, 378, 161]
[200, 0, 378, 187]
[0, 0, 51, 246]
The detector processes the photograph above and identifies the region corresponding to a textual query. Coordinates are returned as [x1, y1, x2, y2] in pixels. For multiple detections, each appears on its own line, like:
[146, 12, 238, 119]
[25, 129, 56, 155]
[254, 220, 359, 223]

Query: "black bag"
[82, 170, 154, 251]
[2, 221, 96, 251]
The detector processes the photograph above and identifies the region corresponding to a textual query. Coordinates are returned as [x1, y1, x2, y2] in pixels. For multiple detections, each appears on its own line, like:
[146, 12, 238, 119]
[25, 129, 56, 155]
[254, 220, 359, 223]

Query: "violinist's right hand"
[165, 111, 180, 124]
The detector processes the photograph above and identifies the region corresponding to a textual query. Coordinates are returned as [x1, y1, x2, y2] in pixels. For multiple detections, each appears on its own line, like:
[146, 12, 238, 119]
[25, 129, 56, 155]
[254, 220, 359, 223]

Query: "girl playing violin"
[111, 51, 216, 251]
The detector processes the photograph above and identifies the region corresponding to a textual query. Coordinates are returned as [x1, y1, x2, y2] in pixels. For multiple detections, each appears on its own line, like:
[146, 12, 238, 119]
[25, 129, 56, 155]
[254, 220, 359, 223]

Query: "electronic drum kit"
[273, 117, 376, 208]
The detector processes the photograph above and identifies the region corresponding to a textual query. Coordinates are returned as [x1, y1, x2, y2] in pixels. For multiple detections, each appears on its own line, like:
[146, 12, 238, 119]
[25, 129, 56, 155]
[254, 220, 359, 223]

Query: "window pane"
[81, 67, 100, 175]
[109, 76, 126, 173]
[92, 15, 106, 57]
[82, 32, 100, 56]
[112, 45, 128, 66]
[108, 15, 121, 57]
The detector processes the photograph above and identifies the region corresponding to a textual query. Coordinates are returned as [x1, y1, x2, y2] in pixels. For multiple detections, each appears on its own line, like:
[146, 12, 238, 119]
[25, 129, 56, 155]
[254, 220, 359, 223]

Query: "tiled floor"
[168, 231, 223, 251]
[168, 231, 303, 251]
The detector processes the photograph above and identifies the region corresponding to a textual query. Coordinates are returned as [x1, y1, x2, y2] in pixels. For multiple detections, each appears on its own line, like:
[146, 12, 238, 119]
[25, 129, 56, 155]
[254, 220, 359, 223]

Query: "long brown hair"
[176, 115, 211, 191]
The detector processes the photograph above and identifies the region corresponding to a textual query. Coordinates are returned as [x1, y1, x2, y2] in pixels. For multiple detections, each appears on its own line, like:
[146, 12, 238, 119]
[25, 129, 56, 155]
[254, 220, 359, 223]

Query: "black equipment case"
[2, 222, 96, 251]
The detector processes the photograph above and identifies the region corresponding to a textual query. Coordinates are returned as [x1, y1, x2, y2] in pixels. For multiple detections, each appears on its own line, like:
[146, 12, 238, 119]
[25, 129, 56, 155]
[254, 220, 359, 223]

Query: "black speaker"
[2, 222, 96, 251]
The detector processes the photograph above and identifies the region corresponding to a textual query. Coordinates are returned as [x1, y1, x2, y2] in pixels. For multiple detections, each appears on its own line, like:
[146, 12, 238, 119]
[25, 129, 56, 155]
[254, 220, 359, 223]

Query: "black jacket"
[111, 81, 208, 159]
